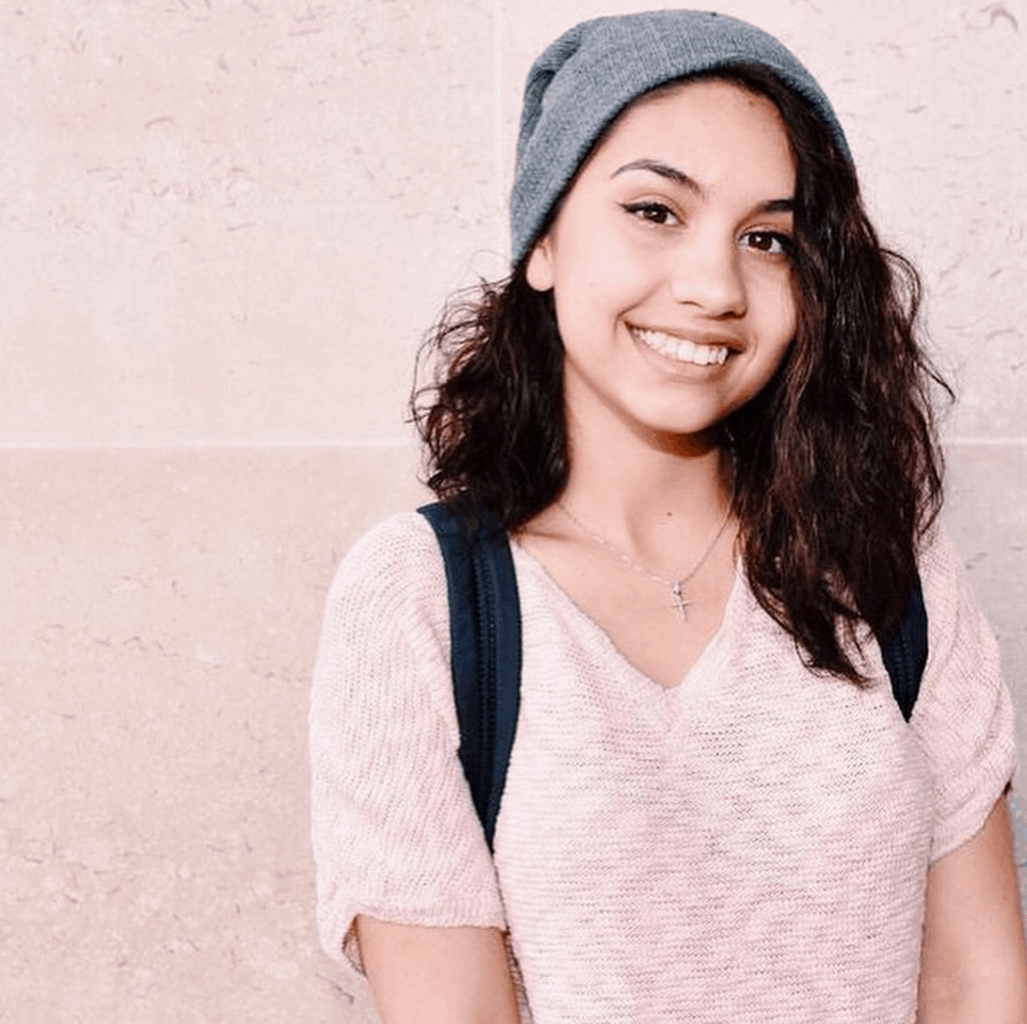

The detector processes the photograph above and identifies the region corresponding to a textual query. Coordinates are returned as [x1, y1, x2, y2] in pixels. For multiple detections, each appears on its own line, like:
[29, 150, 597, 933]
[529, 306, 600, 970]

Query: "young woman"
[310, 11, 1026, 1022]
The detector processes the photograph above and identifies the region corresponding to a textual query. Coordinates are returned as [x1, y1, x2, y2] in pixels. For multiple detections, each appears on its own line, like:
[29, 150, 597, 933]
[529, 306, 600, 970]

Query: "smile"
[632, 327, 730, 366]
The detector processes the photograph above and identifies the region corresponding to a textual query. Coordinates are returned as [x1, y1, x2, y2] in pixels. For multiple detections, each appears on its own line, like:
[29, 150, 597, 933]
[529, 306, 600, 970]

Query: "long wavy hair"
[412, 65, 949, 683]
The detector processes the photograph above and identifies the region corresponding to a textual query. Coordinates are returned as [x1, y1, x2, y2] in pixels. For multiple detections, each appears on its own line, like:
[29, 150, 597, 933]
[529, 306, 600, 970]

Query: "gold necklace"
[556, 498, 734, 620]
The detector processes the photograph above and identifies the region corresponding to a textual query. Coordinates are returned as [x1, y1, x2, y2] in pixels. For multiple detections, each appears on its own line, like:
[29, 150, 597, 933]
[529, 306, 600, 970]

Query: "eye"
[622, 201, 680, 226]
[740, 230, 792, 256]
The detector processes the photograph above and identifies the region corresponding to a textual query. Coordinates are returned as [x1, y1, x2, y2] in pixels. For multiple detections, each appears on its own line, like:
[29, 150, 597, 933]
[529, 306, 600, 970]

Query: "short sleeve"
[309, 513, 506, 966]
[911, 524, 1017, 863]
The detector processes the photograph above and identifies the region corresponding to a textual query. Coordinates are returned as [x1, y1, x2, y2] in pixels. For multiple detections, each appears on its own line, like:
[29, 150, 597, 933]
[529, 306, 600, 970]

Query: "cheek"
[554, 217, 648, 296]
[780, 296, 798, 357]
[743, 279, 797, 392]
[761, 274, 799, 352]
[553, 255, 649, 348]
[783, 278, 799, 339]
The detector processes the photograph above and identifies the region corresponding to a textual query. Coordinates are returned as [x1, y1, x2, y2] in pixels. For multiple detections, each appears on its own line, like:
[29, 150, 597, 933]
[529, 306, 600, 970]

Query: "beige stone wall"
[2, 2, 1023, 1020]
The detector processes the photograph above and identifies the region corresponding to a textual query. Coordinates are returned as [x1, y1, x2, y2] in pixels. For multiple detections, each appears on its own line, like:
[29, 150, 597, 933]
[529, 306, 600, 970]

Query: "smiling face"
[526, 78, 798, 447]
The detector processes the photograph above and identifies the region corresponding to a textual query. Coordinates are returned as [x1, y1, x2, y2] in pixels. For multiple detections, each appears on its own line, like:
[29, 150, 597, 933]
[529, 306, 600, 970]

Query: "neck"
[559, 418, 734, 558]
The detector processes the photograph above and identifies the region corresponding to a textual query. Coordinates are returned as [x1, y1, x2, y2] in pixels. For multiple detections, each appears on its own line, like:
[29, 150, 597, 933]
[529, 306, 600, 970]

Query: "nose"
[667, 236, 747, 318]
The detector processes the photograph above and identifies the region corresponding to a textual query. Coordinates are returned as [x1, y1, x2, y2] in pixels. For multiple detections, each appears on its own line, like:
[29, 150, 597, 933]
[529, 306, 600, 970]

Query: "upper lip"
[630, 324, 745, 352]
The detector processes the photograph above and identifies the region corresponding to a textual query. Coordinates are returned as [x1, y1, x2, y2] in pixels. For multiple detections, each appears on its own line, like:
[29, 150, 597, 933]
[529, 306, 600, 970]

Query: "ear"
[525, 235, 555, 292]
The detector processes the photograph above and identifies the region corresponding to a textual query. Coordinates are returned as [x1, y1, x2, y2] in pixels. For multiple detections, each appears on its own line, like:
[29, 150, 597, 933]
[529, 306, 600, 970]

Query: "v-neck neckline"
[510, 538, 745, 695]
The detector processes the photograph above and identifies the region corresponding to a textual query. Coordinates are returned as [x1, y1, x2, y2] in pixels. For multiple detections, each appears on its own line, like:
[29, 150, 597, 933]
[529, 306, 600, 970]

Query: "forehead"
[582, 78, 795, 191]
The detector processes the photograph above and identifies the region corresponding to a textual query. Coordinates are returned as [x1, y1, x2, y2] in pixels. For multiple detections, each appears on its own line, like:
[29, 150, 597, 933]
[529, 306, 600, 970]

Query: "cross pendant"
[670, 580, 689, 619]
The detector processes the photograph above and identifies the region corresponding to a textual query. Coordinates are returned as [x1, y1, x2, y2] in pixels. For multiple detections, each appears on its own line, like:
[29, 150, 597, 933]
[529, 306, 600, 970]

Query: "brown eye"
[623, 201, 678, 226]
[741, 230, 792, 256]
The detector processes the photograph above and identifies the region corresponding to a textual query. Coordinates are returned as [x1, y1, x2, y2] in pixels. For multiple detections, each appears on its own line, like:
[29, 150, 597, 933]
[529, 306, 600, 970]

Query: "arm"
[310, 517, 510, 979]
[918, 794, 1027, 1022]
[357, 915, 522, 1024]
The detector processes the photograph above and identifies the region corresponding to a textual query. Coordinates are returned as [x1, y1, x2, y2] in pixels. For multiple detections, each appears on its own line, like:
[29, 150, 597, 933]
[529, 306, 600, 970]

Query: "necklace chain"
[556, 496, 734, 620]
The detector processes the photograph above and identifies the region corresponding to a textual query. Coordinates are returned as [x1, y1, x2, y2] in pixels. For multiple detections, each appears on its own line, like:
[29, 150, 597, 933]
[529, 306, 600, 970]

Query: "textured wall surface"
[1, 1, 1024, 1021]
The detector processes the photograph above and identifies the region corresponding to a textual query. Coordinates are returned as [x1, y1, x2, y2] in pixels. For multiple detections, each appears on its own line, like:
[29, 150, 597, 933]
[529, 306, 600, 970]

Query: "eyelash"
[620, 202, 794, 257]
[740, 230, 794, 257]
[622, 200, 679, 225]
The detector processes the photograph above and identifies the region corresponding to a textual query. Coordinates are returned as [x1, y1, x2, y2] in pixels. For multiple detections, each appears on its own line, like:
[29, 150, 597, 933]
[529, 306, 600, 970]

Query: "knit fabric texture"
[510, 9, 851, 266]
[310, 513, 1015, 1023]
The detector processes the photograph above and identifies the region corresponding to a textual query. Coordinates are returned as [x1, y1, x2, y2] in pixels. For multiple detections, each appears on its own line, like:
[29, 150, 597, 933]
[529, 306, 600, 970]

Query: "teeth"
[634, 328, 729, 366]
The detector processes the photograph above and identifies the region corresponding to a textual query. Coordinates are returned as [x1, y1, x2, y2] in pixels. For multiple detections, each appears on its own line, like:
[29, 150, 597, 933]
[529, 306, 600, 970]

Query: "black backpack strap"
[877, 573, 929, 723]
[418, 503, 522, 852]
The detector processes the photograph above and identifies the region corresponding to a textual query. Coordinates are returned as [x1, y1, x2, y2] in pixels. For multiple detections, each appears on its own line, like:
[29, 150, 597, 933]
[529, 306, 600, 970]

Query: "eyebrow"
[612, 158, 703, 193]
[611, 158, 794, 214]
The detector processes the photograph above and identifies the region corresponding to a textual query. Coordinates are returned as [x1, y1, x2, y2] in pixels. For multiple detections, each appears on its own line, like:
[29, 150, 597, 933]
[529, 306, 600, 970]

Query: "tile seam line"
[943, 437, 1027, 447]
[0, 439, 419, 451]
[493, 0, 505, 257]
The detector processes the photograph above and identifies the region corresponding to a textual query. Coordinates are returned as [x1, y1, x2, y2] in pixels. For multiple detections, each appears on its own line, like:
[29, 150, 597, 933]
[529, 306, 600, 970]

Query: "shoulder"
[915, 520, 1002, 685]
[911, 520, 1016, 861]
[330, 509, 442, 595]
[917, 521, 976, 620]
[322, 511, 447, 633]
[314, 510, 452, 717]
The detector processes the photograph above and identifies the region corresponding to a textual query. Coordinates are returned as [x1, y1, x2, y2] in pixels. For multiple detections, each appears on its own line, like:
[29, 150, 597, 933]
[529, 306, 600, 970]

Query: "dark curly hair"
[412, 65, 949, 683]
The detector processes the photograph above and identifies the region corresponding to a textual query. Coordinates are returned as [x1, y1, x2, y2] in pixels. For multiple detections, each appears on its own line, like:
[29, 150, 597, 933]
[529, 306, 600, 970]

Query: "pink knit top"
[309, 512, 1015, 1023]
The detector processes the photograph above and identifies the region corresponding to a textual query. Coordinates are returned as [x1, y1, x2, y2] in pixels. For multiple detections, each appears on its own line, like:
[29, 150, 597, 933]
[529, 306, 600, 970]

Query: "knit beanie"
[510, 10, 850, 266]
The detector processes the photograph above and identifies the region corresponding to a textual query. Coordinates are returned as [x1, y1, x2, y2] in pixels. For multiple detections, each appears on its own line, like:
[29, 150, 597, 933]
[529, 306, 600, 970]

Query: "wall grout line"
[0, 439, 419, 452]
[493, 0, 506, 258]
[942, 437, 1027, 447]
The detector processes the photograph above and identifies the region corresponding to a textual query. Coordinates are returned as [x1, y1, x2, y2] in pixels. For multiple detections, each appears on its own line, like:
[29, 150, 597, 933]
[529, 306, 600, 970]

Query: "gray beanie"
[511, 9, 850, 266]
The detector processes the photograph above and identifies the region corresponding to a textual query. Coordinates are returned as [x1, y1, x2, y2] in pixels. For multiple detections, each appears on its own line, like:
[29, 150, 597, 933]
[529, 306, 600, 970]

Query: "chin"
[640, 422, 726, 452]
